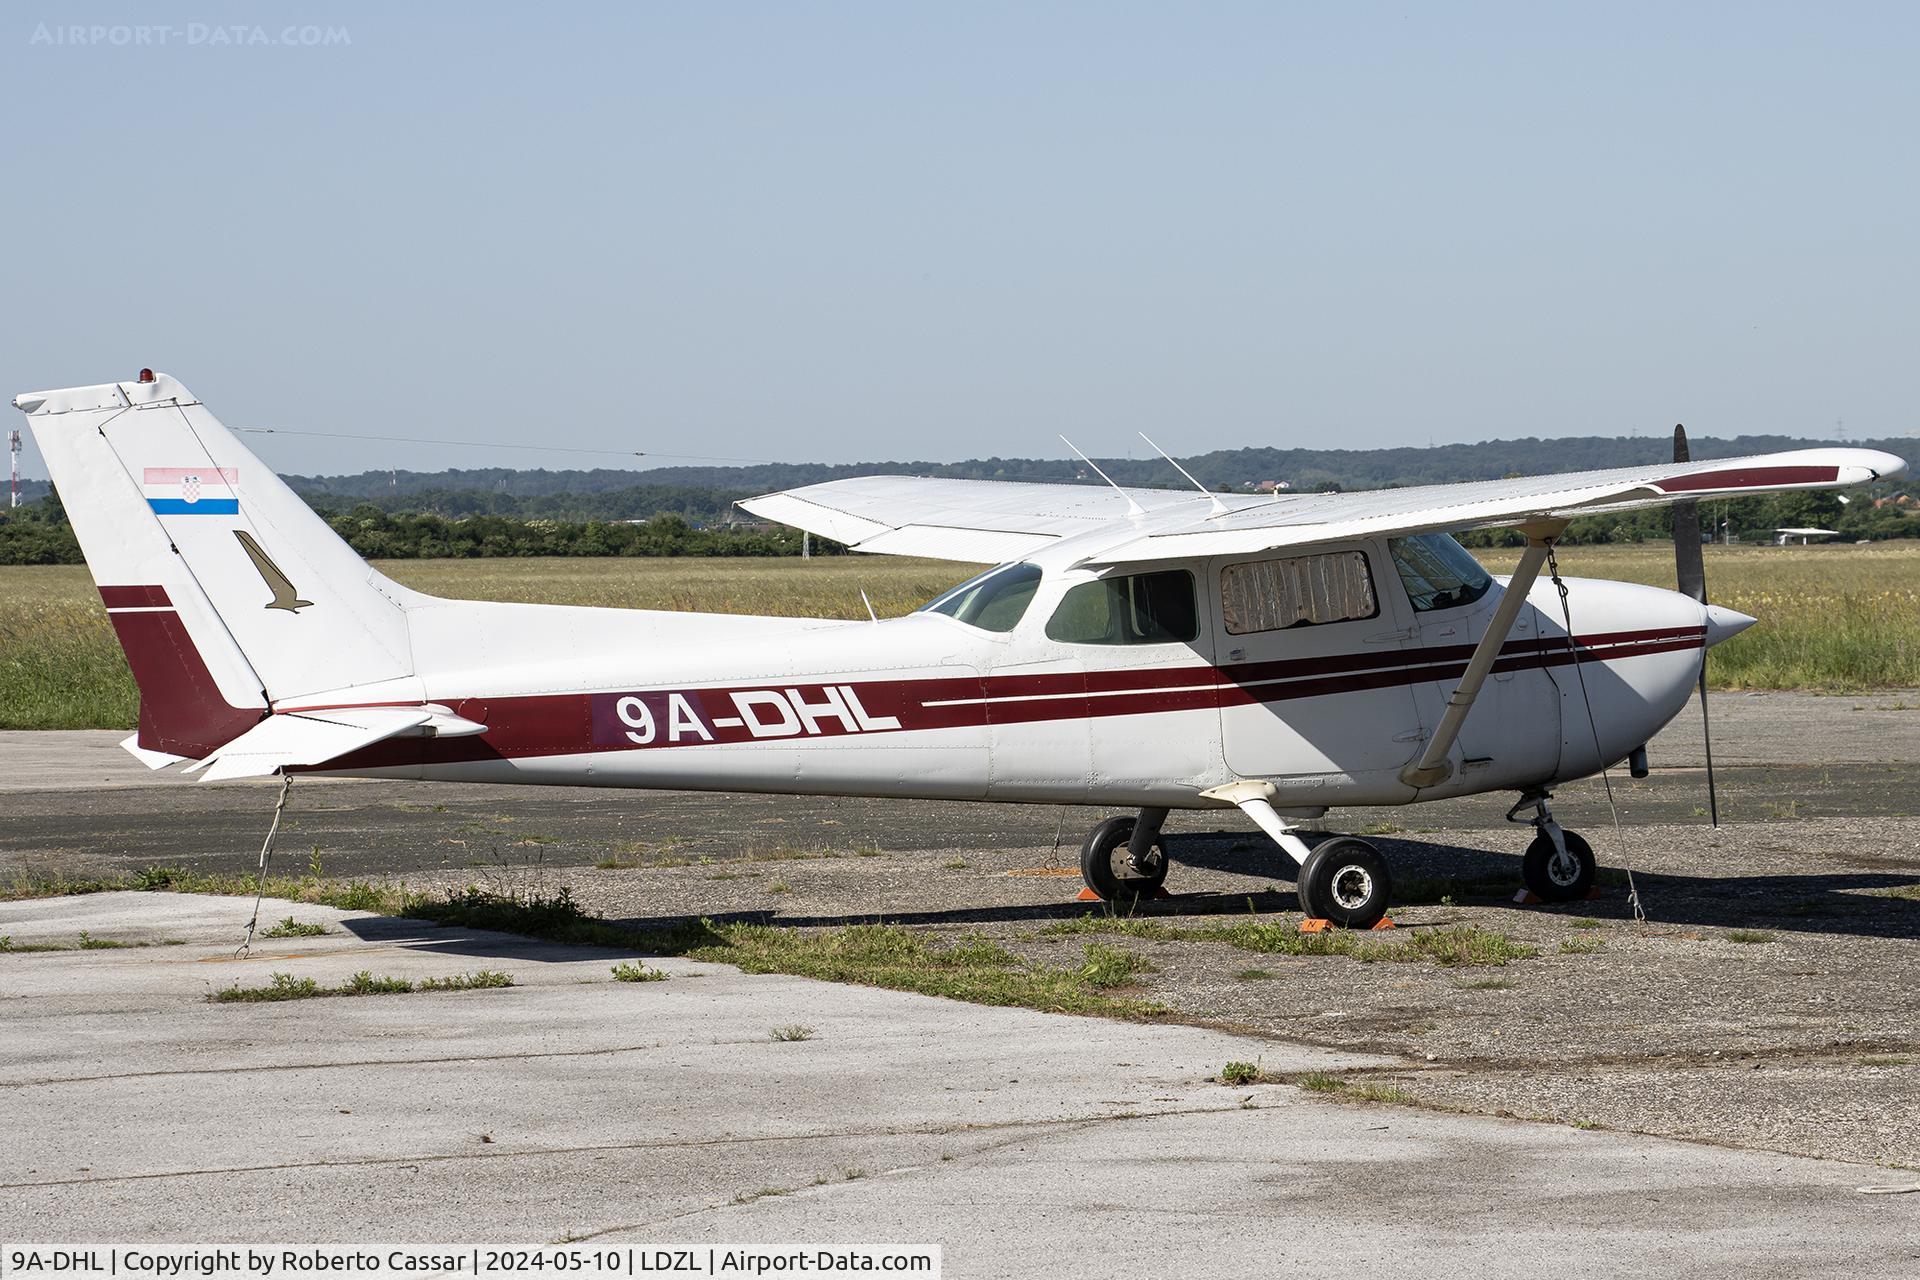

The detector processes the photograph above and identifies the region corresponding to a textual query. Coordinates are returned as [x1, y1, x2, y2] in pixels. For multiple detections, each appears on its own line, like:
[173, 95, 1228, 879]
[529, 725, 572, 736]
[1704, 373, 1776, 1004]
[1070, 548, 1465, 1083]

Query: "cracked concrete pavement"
[2, 892, 1917, 1276]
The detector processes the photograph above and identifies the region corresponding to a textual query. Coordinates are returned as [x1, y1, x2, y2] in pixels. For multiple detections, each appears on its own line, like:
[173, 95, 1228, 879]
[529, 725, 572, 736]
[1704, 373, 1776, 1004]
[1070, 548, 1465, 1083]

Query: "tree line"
[2, 471, 1912, 567]
[282, 431, 1914, 516]
[0, 499, 837, 565]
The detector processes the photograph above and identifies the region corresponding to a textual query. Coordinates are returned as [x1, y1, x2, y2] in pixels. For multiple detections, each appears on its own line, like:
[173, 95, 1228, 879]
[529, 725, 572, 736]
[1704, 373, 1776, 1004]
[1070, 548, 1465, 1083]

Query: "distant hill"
[9, 432, 1914, 565]
[283, 433, 1914, 521]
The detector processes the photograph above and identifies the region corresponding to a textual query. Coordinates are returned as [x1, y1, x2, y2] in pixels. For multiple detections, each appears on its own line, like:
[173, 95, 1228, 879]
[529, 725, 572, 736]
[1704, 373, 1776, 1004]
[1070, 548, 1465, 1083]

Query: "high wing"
[741, 448, 1907, 565]
[738, 475, 1260, 563]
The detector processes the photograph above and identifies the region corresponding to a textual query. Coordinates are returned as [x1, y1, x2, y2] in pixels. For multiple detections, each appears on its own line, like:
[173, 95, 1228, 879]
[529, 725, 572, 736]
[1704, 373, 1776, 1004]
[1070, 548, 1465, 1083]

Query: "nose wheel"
[1080, 810, 1170, 904]
[1510, 790, 1596, 902]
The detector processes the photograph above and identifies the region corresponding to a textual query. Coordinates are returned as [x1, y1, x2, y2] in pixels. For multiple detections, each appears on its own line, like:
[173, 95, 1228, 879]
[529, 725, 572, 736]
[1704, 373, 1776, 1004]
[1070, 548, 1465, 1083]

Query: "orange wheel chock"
[1370, 917, 1397, 930]
[1073, 886, 1172, 903]
[1299, 918, 1333, 933]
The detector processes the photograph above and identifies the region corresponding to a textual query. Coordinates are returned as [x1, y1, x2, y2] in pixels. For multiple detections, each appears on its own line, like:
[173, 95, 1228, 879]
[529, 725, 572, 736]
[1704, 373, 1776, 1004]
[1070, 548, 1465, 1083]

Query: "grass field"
[1477, 542, 1920, 692]
[2, 544, 1915, 730]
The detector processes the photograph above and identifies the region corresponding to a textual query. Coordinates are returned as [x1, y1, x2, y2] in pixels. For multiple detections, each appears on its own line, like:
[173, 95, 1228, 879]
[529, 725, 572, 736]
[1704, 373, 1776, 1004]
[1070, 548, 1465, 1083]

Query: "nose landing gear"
[1508, 789, 1596, 902]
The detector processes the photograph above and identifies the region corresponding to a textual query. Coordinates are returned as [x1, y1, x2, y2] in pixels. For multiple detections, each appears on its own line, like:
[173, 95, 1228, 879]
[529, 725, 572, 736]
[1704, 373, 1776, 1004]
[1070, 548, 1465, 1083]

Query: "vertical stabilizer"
[15, 372, 421, 756]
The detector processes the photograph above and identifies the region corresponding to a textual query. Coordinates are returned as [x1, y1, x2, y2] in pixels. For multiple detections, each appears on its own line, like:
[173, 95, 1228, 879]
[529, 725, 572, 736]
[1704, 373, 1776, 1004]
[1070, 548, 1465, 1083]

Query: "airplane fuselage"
[299, 544, 1712, 817]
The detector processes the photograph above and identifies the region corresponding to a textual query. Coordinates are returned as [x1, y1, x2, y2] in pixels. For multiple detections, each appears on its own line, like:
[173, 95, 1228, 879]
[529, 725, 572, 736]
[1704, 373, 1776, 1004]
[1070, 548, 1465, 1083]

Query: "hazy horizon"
[6, 3, 1917, 482]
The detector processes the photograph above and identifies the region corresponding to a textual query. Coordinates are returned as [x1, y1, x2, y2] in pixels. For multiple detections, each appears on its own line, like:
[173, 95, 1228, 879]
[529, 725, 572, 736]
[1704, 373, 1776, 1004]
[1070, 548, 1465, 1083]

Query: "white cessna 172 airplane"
[15, 372, 1907, 927]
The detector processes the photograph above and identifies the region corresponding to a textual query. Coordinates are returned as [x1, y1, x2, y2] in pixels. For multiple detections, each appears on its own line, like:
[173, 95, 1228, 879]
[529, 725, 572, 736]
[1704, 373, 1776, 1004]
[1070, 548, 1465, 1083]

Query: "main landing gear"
[1508, 789, 1596, 902]
[1080, 807, 1171, 904]
[1077, 796, 1396, 930]
[1294, 837, 1393, 929]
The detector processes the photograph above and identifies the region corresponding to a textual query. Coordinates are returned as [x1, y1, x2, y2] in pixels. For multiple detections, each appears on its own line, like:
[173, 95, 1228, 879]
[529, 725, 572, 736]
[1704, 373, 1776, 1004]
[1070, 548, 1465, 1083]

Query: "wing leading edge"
[741, 448, 1907, 566]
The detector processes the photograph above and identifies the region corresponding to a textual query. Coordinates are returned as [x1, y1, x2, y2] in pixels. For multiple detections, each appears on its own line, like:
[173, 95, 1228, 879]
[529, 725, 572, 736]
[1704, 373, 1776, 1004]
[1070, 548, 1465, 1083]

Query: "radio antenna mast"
[7, 430, 19, 509]
[1058, 436, 1144, 517]
[1139, 432, 1227, 516]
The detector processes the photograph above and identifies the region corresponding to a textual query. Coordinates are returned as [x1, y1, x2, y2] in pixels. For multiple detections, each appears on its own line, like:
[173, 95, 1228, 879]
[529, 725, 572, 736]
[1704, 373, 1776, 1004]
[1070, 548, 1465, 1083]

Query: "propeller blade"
[1672, 424, 1718, 827]
[1671, 425, 1707, 603]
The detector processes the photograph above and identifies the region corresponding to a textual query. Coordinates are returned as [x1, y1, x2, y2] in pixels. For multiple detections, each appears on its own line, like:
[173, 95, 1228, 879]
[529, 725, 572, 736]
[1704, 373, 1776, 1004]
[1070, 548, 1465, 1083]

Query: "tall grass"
[4, 544, 1916, 730]
[0, 567, 139, 729]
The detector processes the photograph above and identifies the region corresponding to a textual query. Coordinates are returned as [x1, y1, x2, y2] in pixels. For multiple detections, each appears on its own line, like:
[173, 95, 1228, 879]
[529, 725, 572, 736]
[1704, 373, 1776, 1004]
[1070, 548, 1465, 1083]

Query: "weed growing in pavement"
[1292, 1073, 1417, 1105]
[611, 961, 668, 982]
[1078, 942, 1157, 989]
[261, 917, 329, 938]
[210, 969, 511, 1003]
[770, 1025, 816, 1042]
[1220, 1061, 1266, 1086]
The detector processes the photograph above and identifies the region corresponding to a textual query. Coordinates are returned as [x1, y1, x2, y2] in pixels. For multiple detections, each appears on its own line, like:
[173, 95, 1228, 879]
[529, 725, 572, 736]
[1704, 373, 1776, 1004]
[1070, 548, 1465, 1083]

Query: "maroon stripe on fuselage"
[99, 584, 173, 609]
[1656, 465, 1839, 493]
[314, 625, 1706, 772]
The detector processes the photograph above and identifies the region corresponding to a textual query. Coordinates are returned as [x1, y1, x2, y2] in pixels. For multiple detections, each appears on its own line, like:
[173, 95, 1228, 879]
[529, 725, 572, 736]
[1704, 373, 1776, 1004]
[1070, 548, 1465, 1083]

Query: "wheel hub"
[1330, 864, 1374, 911]
[1548, 848, 1581, 885]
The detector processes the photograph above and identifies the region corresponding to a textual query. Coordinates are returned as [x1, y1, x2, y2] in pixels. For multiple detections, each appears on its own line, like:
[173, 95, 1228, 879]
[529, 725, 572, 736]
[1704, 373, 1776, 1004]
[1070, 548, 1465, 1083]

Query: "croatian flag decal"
[144, 467, 239, 515]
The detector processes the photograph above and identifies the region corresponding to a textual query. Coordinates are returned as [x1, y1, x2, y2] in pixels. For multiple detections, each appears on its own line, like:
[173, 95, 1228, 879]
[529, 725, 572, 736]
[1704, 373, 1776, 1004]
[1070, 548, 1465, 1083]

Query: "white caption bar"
[2, 1247, 939, 1280]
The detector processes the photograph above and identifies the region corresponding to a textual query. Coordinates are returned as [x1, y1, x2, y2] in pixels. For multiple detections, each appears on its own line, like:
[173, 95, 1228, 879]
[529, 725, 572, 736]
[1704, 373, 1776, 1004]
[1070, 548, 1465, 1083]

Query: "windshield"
[917, 562, 1043, 633]
[1388, 533, 1494, 612]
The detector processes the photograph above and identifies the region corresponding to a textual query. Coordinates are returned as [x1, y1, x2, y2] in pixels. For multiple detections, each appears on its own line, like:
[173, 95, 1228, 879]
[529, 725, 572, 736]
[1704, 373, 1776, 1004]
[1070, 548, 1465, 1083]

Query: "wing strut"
[1399, 523, 1567, 789]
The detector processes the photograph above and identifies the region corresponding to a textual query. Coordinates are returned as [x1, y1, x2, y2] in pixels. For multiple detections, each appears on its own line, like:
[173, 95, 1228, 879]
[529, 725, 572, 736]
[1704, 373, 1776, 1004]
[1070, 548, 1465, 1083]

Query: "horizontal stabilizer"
[119, 734, 189, 771]
[185, 706, 485, 782]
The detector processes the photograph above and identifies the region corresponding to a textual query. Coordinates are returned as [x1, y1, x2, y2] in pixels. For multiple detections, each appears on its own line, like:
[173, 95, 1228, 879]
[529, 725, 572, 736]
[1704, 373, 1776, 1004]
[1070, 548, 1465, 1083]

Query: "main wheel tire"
[1522, 829, 1596, 902]
[1297, 837, 1393, 929]
[1080, 816, 1169, 904]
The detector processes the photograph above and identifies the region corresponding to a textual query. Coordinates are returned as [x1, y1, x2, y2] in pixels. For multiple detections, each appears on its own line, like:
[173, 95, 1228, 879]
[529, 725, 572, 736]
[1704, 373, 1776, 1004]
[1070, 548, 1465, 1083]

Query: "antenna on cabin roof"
[1139, 432, 1228, 517]
[1058, 435, 1144, 517]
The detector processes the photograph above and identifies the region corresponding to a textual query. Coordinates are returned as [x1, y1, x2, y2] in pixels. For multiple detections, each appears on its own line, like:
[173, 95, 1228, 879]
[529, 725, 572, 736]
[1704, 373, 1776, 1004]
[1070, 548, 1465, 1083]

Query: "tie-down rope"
[235, 772, 295, 958]
[1546, 545, 1647, 924]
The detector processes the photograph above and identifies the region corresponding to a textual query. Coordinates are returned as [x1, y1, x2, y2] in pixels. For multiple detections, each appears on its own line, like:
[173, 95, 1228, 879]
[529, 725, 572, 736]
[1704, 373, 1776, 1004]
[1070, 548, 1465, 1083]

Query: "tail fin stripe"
[100, 585, 173, 609]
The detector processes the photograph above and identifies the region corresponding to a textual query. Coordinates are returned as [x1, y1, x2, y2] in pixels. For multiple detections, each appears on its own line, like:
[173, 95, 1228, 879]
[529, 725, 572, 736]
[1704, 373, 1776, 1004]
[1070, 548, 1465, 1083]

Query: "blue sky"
[5, 2, 1916, 479]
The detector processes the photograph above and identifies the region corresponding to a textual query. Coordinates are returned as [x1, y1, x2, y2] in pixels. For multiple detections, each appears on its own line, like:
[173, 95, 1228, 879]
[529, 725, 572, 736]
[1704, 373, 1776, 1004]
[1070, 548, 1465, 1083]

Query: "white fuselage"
[302, 537, 1710, 816]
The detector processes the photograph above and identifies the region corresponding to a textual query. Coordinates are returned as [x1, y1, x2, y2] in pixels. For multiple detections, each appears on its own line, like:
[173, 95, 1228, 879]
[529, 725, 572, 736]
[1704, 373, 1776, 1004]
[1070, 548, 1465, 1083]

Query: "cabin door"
[1211, 543, 1426, 801]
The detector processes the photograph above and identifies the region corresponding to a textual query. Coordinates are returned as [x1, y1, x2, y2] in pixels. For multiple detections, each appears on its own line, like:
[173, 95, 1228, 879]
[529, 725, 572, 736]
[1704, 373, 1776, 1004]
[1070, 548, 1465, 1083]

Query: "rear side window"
[1389, 534, 1493, 613]
[1046, 570, 1198, 645]
[917, 562, 1042, 632]
[1220, 551, 1379, 635]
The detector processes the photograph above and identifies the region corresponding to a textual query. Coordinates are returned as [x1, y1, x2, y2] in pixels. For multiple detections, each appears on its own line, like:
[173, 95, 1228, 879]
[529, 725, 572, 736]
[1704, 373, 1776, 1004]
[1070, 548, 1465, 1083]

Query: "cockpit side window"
[1388, 533, 1494, 613]
[1045, 570, 1198, 645]
[917, 562, 1043, 633]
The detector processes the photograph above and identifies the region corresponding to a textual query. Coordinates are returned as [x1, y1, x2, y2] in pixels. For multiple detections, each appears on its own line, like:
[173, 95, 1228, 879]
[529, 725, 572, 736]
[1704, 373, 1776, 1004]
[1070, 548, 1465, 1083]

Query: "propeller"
[1671, 424, 1719, 827]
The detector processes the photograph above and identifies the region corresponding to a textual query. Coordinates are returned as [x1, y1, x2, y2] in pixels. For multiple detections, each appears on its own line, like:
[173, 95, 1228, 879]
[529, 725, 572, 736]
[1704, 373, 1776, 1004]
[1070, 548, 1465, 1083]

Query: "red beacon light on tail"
[137, 369, 155, 384]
